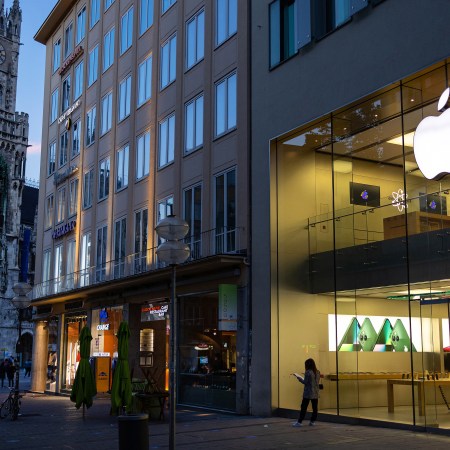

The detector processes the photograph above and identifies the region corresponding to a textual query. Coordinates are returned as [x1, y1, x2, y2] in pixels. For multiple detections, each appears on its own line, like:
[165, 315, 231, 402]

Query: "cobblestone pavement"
[1, 374, 450, 449]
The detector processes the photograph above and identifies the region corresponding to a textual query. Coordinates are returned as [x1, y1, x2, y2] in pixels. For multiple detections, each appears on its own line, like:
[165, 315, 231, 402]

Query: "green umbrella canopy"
[111, 321, 132, 414]
[70, 326, 97, 410]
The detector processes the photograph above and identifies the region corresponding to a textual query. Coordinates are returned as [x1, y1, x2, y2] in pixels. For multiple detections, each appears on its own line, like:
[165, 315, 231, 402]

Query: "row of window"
[48, 71, 237, 175]
[42, 167, 236, 285]
[53, 0, 236, 92]
[269, 0, 372, 67]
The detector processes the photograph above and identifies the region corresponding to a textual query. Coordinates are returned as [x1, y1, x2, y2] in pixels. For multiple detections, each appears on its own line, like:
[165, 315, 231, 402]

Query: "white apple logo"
[414, 88, 450, 180]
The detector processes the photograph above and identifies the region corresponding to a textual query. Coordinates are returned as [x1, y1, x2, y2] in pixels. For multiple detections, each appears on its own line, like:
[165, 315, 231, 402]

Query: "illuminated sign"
[97, 324, 110, 331]
[414, 88, 450, 180]
[141, 303, 168, 321]
[52, 220, 76, 239]
[58, 99, 81, 125]
[58, 45, 83, 76]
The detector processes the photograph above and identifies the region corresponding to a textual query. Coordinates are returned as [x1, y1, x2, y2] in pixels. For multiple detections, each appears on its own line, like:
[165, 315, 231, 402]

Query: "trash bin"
[118, 414, 149, 450]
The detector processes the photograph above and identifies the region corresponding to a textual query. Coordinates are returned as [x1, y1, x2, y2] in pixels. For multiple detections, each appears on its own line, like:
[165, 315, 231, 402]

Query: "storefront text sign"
[141, 303, 168, 321]
[218, 284, 237, 331]
[58, 45, 83, 76]
[58, 99, 81, 125]
[97, 324, 110, 331]
[52, 220, 76, 239]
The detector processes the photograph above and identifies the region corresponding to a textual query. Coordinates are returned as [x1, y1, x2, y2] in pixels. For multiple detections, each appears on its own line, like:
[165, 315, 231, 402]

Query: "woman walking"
[292, 358, 321, 427]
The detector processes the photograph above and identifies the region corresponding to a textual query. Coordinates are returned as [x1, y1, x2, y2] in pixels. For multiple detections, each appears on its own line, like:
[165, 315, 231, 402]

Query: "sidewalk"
[1, 380, 450, 449]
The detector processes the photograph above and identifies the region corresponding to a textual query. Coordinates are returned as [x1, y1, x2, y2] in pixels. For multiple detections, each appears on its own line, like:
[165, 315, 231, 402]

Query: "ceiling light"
[387, 131, 415, 147]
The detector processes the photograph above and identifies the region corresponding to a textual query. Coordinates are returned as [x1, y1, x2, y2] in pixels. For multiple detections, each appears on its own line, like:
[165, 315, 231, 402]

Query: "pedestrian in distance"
[25, 359, 32, 377]
[6, 358, 16, 387]
[0, 359, 6, 387]
[291, 358, 321, 427]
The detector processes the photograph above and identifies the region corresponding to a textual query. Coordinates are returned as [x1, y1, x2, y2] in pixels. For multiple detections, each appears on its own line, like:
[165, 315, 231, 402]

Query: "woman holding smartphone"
[292, 358, 320, 427]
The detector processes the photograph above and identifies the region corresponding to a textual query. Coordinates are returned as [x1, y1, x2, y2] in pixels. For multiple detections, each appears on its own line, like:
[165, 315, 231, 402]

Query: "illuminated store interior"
[272, 61, 450, 429]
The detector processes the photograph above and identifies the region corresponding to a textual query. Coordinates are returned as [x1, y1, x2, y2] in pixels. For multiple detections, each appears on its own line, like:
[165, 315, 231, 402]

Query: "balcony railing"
[32, 227, 246, 300]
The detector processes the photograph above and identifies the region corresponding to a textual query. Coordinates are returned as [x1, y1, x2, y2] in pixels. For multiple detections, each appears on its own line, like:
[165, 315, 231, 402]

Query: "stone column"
[30, 320, 48, 392]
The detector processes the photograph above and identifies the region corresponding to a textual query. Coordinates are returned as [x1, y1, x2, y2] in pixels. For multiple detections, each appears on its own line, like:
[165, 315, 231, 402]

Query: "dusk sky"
[15, 0, 58, 182]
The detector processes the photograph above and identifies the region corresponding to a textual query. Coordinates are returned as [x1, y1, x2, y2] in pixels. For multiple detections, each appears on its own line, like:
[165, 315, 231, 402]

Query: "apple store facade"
[270, 61, 450, 430]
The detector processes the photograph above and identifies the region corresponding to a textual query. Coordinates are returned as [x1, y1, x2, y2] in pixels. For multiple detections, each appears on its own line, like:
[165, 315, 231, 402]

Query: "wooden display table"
[327, 373, 404, 381]
[387, 378, 450, 416]
[384, 211, 450, 240]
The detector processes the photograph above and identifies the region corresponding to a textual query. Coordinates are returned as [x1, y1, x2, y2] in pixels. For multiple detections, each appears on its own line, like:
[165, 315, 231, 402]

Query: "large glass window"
[86, 106, 96, 146]
[96, 225, 108, 281]
[162, 0, 176, 14]
[72, 119, 81, 158]
[66, 240, 76, 289]
[42, 249, 52, 295]
[140, 0, 153, 35]
[215, 168, 236, 253]
[80, 232, 91, 286]
[271, 63, 450, 430]
[138, 54, 152, 106]
[50, 89, 59, 124]
[83, 168, 94, 209]
[158, 113, 175, 168]
[185, 94, 203, 153]
[114, 217, 126, 278]
[69, 178, 79, 217]
[136, 130, 150, 180]
[184, 184, 202, 259]
[63, 314, 87, 389]
[186, 9, 204, 69]
[48, 142, 56, 176]
[76, 6, 86, 44]
[120, 7, 134, 55]
[88, 45, 99, 86]
[105, 0, 115, 10]
[118, 75, 132, 121]
[54, 244, 63, 293]
[56, 186, 66, 224]
[45, 194, 54, 229]
[53, 39, 61, 73]
[64, 22, 73, 59]
[160, 34, 176, 89]
[216, 0, 237, 46]
[101, 91, 113, 135]
[116, 144, 129, 191]
[62, 76, 71, 112]
[134, 208, 148, 273]
[90, 0, 100, 29]
[103, 27, 115, 71]
[59, 130, 69, 167]
[215, 72, 236, 137]
[98, 157, 110, 200]
[74, 61, 84, 100]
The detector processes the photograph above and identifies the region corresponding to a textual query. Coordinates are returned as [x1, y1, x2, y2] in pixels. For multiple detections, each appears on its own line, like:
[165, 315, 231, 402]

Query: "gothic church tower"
[0, 0, 30, 359]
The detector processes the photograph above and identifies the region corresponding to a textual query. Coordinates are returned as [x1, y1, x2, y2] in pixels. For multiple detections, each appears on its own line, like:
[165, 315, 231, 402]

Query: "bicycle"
[0, 387, 23, 420]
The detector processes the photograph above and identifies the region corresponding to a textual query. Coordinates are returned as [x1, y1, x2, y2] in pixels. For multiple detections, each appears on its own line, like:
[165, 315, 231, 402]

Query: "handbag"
[319, 383, 324, 390]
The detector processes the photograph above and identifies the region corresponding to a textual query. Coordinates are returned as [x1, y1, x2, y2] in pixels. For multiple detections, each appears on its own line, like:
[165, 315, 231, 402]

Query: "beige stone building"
[32, 0, 249, 413]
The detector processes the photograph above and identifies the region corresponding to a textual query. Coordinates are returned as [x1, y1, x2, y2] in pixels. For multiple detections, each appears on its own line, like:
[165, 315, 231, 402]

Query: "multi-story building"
[0, 0, 33, 364]
[251, 0, 450, 431]
[32, 0, 250, 413]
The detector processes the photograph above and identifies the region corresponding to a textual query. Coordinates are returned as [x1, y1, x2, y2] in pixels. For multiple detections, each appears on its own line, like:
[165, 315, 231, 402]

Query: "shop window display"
[62, 314, 87, 390]
[46, 319, 59, 392]
[273, 62, 450, 429]
[178, 292, 237, 411]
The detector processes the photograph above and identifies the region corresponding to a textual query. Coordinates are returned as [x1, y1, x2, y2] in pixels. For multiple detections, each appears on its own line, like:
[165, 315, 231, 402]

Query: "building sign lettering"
[141, 303, 169, 321]
[52, 220, 76, 239]
[58, 99, 81, 125]
[58, 45, 83, 76]
[97, 324, 110, 331]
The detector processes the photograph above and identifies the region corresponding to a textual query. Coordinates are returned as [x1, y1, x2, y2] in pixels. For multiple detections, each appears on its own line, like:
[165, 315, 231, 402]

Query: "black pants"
[298, 398, 318, 423]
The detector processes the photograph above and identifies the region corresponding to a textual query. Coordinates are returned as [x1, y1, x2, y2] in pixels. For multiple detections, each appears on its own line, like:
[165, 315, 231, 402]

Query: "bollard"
[118, 413, 149, 450]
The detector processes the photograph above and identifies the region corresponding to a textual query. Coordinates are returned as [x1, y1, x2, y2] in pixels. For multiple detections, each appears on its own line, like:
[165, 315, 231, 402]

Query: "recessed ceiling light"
[387, 131, 415, 147]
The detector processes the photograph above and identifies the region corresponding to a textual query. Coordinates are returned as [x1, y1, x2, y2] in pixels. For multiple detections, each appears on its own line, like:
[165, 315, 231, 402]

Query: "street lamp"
[155, 215, 190, 450]
[12, 281, 32, 392]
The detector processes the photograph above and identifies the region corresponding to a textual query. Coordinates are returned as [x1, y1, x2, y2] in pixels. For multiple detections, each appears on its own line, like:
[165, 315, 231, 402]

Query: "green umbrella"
[70, 326, 97, 415]
[111, 321, 132, 415]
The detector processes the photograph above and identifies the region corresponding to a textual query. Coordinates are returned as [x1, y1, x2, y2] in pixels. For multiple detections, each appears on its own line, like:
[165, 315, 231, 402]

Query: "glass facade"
[273, 62, 450, 429]
[178, 287, 237, 411]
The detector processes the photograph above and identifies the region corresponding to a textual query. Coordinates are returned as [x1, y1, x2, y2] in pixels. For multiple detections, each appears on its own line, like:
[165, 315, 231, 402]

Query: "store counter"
[387, 377, 450, 416]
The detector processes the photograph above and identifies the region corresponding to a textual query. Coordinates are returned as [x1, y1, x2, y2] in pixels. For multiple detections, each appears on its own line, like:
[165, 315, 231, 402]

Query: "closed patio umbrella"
[70, 325, 97, 417]
[111, 321, 132, 415]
